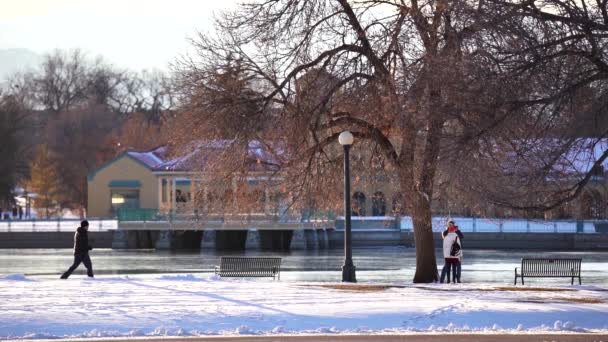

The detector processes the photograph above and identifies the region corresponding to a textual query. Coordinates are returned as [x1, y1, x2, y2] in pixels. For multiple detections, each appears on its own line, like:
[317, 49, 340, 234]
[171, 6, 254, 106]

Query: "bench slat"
[515, 258, 581, 285]
[216, 257, 281, 279]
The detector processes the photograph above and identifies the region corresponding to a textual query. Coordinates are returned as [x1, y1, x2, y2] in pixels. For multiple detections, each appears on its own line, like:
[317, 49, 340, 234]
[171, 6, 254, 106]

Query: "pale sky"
[0, 0, 239, 71]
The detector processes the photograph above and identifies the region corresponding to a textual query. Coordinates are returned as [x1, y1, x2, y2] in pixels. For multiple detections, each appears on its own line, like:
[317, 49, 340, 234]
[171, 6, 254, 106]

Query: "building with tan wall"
[87, 144, 286, 218]
[87, 143, 607, 220]
[88, 147, 201, 218]
[86, 144, 402, 219]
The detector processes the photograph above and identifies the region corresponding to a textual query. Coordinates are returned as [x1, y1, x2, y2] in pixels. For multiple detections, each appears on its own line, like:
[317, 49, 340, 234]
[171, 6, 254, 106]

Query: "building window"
[111, 189, 140, 214]
[161, 179, 167, 203]
[372, 191, 386, 216]
[175, 189, 188, 203]
[392, 193, 405, 215]
[352, 191, 366, 216]
[581, 190, 606, 219]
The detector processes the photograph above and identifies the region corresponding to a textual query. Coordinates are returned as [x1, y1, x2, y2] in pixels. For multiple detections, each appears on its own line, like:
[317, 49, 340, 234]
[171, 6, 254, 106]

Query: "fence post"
[499, 221, 503, 233]
[526, 220, 530, 233]
[7, 219, 11, 232]
[32, 218, 36, 232]
[99, 220, 102, 232]
[57, 218, 61, 232]
[472, 217, 476, 233]
[554, 222, 558, 233]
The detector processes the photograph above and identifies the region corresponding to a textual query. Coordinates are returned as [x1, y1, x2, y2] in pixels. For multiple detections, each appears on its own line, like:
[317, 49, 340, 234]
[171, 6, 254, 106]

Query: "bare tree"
[441, 0, 608, 215]
[88, 57, 127, 108]
[34, 50, 92, 114]
[0, 93, 30, 206]
[105, 111, 166, 157]
[176, 0, 513, 282]
[175, 0, 605, 282]
[1, 47, 184, 217]
[45, 104, 120, 217]
[111, 70, 176, 122]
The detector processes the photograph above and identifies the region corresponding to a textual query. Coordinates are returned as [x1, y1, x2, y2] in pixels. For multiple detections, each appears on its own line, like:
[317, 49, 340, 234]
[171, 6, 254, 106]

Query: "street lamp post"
[339, 131, 356, 283]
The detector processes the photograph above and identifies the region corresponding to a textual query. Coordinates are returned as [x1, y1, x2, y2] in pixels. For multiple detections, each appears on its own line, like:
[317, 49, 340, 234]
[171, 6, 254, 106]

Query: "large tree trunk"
[411, 193, 439, 283]
[409, 81, 443, 283]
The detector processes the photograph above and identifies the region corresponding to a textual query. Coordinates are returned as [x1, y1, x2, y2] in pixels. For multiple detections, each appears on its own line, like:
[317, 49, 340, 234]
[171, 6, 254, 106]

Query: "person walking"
[60, 220, 94, 279]
[440, 221, 463, 283]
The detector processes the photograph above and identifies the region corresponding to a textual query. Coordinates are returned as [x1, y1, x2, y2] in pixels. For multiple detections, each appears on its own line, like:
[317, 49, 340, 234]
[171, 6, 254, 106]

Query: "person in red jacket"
[440, 221, 463, 283]
[60, 220, 94, 279]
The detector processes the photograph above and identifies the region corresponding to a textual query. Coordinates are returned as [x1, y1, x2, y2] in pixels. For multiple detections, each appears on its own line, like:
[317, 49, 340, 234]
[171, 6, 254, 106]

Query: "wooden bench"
[214, 256, 282, 280]
[514, 258, 582, 285]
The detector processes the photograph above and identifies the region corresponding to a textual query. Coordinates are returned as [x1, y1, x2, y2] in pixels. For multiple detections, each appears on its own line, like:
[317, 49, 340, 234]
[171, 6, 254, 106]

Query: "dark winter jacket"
[73, 227, 92, 255]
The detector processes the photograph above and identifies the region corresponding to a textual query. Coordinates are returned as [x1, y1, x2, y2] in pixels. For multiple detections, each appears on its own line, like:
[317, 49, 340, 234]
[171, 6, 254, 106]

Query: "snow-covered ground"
[1, 273, 607, 340]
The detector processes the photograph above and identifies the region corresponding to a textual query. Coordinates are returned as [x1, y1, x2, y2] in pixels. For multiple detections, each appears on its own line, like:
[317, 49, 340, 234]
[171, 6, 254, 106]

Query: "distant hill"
[0, 48, 42, 83]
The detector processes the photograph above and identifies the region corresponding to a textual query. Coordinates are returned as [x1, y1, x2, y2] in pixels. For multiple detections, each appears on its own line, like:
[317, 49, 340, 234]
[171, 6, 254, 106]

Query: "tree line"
[0, 49, 174, 217]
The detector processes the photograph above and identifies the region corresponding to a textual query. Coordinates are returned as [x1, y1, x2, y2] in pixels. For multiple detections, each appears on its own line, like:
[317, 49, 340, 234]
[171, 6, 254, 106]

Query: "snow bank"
[0, 275, 606, 339]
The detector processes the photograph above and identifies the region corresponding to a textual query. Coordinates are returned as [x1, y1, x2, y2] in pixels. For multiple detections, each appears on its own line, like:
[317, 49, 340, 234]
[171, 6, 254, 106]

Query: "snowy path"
[0, 274, 607, 339]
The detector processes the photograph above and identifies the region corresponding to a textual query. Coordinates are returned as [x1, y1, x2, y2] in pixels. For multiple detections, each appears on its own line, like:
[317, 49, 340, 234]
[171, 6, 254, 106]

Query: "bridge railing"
[0, 218, 118, 232]
[4, 213, 598, 234]
[117, 208, 334, 224]
[117, 208, 168, 221]
[399, 216, 598, 233]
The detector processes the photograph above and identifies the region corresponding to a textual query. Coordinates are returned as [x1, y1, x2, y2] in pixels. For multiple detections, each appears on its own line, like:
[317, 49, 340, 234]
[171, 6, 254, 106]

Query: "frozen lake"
[1, 247, 606, 285]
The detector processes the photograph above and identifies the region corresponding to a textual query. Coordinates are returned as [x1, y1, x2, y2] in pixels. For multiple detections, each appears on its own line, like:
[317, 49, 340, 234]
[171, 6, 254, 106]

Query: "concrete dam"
[1, 217, 607, 251]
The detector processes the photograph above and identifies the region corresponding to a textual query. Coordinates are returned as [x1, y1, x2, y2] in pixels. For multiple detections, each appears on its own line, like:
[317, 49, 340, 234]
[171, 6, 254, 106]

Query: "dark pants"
[440, 258, 459, 283]
[454, 260, 461, 283]
[61, 253, 94, 279]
